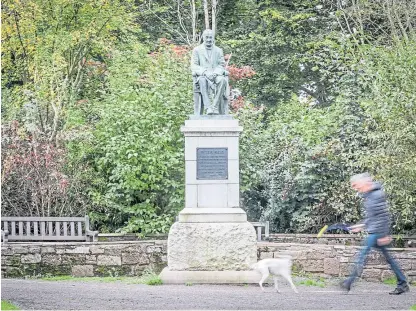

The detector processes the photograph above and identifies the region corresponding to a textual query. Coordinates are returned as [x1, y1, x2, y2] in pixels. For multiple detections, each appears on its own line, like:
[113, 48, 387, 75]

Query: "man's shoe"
[340, 280, 351, 292]
[389, 285, 409, 295]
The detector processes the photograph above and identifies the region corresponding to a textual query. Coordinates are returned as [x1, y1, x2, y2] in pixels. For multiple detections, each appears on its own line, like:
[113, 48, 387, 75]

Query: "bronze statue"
[191, 29, 229, 115]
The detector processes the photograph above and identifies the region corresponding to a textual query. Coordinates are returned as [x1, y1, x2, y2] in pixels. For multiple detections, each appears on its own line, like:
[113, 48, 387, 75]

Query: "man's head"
[202, 29, 214, 49]
[350, 172, 373, 193]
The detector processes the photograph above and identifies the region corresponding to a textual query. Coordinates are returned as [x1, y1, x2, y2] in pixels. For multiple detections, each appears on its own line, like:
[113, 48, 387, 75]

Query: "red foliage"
[230, 95, 246, 112]
[1, 122, 74, 216]
[227, 65, 256, 81]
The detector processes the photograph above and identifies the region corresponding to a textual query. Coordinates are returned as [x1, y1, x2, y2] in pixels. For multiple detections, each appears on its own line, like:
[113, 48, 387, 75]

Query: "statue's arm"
[191, 49, 206, 76]
[213, 48, 226, 76]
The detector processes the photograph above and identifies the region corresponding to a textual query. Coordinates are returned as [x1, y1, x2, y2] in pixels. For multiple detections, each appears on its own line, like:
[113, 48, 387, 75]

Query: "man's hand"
[349, 224, 365, 233]
[204, 72, 215, 80]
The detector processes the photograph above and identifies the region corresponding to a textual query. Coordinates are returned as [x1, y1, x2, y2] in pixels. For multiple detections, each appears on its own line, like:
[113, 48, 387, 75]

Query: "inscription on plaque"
[196, 148, 228, 180]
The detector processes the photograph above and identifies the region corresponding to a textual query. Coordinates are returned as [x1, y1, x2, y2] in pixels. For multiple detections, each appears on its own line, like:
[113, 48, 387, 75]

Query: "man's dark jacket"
[362, 182, 391, 236]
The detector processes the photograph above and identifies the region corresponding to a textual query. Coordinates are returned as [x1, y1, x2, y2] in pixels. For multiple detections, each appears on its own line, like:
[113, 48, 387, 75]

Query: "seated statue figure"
[191, 29, 229, 115]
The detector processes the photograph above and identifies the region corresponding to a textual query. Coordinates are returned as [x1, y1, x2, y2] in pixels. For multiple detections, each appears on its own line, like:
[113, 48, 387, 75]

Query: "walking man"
[341, 173, 409, 295]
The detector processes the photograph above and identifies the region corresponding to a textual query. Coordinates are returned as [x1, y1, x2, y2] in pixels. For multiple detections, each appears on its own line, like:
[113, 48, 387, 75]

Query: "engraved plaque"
[197, 148, 228, 180]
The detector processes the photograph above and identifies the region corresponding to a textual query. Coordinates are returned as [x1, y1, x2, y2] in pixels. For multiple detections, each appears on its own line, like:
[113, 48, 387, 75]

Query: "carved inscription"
[196, 148, 228, 180]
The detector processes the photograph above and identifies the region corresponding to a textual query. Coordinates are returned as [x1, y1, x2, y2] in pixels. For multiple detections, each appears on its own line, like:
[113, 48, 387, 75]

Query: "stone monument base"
[167, 221, 257, 271]
[160, 268, 260, 284]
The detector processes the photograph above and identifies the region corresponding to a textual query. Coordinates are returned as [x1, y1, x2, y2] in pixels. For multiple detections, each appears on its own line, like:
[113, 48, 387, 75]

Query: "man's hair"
[350, 172, 373, 183]
[202, 29, 214, 39]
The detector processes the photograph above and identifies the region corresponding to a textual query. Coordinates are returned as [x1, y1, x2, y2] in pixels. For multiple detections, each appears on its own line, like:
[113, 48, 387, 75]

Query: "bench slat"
[77, 222, 82, 236]
[48, 222, 53, 236]
[19, 222, 23, 237]
[34, 222, 38, 236]
[2, 217, 86, 222]
[26, 221, 30, 236]
[70, 222, 75, 236]
[4, 221, 8, 232]
[55, 222, 60, 237]
[40, 222, 45, 236]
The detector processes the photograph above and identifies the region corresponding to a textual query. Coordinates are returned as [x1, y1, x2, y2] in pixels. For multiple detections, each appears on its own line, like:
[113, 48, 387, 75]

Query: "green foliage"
[85, 42, 192, 233]
[383, 277, 397, 285]
[2, 0, 415, 236]
[140, 269, 163, 285]
[219, 0, 339, 106]
[297, 277, 326, 288]
[41, 273, 163, 285]
[1, 301, 19, 310]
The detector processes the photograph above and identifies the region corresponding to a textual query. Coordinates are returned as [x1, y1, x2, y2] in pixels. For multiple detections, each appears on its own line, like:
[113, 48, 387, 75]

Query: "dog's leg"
[273, 276, 280, 293]
[258, 269, 269, 292]
[281, 272, 299, 293]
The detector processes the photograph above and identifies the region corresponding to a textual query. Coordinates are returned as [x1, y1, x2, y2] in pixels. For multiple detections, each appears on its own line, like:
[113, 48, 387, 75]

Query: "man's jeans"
[346, 233, 407, 287]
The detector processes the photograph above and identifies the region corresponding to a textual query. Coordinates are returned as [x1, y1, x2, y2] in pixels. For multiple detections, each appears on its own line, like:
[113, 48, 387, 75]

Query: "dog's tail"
[250, 262, 259, 271]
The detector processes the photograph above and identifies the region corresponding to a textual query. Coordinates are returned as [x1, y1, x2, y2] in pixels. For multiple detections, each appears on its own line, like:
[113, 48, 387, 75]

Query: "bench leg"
[257, 227, 262, 242]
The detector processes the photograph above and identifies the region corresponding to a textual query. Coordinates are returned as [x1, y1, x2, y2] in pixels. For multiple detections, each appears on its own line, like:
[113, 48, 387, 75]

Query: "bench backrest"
[1, 216, 91, 242]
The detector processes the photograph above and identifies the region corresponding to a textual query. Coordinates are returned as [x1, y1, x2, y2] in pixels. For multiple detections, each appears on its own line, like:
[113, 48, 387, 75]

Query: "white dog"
[252, 257, 299, 293]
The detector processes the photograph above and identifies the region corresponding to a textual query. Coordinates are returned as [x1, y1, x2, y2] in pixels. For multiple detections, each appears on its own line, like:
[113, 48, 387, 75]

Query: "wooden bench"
[1, 216, 98, 243]
[251, 221, 270, 242]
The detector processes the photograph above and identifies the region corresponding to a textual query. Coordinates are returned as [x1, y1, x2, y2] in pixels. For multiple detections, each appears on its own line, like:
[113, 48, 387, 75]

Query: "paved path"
[1, 278, 415, 310]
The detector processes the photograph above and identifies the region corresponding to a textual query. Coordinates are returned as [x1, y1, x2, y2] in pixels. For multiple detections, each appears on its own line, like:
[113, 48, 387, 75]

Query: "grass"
[41, 270, 163, 286]
[1, 300, 19, 310]
[383, 277, 397, 285]
[410, 305, 416, 310]
[297, 276, 326, 288]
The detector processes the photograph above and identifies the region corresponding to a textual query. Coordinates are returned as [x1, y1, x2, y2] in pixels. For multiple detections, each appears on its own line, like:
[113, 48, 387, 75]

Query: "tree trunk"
[191, 0, 197, 43]
[212, 0, 217, 36]
[203, 0, 210, 29]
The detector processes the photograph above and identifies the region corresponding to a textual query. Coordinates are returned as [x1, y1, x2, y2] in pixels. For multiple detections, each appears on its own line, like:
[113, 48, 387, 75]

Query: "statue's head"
[202, 29, 214, 49]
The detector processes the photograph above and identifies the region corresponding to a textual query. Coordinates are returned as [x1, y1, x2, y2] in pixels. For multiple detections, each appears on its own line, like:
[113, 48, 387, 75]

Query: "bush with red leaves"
[1, 121, 89, 217]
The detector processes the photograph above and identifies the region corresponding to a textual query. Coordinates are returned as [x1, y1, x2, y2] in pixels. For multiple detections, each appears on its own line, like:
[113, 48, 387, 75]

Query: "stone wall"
[2, 241, 415, 282]
[1, 241, 167, 278]
[268, 234, 416, 248]
[258, 242, 416, 282]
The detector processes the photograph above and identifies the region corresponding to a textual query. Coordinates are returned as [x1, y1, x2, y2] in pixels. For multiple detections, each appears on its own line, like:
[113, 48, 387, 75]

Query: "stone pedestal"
[160, 117, 258, 284]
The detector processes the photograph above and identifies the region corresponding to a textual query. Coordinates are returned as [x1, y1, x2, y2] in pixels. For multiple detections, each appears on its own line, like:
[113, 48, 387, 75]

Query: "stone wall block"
[397, 259, 412, 270]
[121, 252, 149, 265]
[42, 254, 62, 265]
[361, 269, 382, 281]
[61, 254, 86, 265]
[339, 263, 354, 276]
[14, 247, 29, 254]
[324, 258, 340, 275]
[90, 246, 105, 254]
[86, 255, 97, 264]
[41, 247, 56, 254]
[21, 253, 41, 264]
[302, 260, 324, 272]
[28, 247, 41, 254]
[1, 247, 15, 256]
[4, 255, 21, 266]
[72, 265, 94, 277]
[65, 246, 90, 254]
[97, 255, 121, 266]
